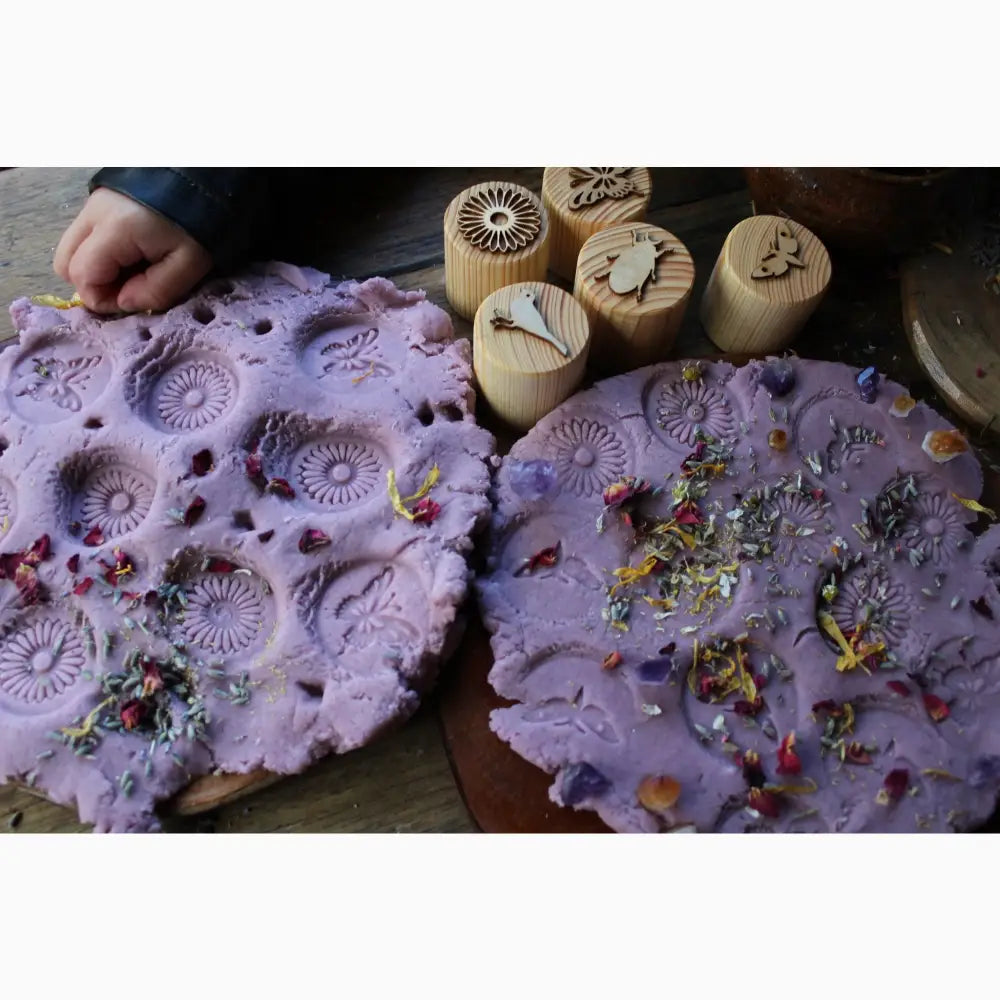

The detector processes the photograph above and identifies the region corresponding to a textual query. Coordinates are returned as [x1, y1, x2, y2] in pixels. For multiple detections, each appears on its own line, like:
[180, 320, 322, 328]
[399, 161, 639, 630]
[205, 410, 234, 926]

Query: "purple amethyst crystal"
[636, 655, 674, 684]
[508, 459, 558, 501]
[857, 366, 879, 404]
[560, 762, 611, 805]
[759, 358, 796, 398]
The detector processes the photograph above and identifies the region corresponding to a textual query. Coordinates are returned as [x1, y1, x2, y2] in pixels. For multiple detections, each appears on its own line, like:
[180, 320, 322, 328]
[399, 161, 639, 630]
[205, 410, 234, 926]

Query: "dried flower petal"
[120, 699, 146, 731]
[13, 563, 43, 605]
[66, 554, 80, 574]
[83, 525, 105, 547]
[733, 697, 764, 716]
[514, 542, 562, 577]
[637, 775, 681, 812]
[844, 742, 873, 765]
[602, 476, 651, 508]
[601, 651, 623, 672]
[410, 496, 441, 524]
[674, 501, 704, 526]
[141, 658, 164, 698]
[191, 449, 213, 476]
[23, 535, 51, 566]
[886, 680, 911, 697]
[776, 732, 802, 775]
[73, 577, 94, 596]
[922, 429, 968, 463]
[748, 786, 781, 818]
[951, 494, 997, 519]
[205, 558, 237, 573]
[922, 693, 950, 722]
[99, 546, 134, 586]
[31, 292, 84, 309]
[881, 768, 909, 802]
[183, 496, 207, 527]
[266, 477, 296, 499]
[298, 528, 332, 554]
[246, 448, 265, 485]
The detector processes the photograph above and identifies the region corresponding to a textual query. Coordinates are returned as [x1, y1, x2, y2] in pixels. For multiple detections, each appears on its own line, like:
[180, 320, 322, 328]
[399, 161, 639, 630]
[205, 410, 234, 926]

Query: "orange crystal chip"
[889, 394, 916, 418]
[922, 429, 968, 463]
[768, 428, 788, 452]
[637, 774, 681, 812]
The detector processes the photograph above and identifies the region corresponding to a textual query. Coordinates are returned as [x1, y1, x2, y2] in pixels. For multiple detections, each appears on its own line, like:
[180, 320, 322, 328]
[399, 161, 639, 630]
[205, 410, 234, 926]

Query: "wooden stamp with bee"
[699, 214, 832, 354]
[574, 222, 695, 374]
[542, 168, 652, 281]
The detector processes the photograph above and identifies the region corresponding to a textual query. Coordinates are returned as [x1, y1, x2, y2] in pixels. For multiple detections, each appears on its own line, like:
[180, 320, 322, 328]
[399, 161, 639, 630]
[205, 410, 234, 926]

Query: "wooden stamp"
[444, 181, 550, 321]
[574, 222, 695, 373]
[473, 282, 591, 431]
[542, 168, 652, 281]
[699, 214, 832, 353]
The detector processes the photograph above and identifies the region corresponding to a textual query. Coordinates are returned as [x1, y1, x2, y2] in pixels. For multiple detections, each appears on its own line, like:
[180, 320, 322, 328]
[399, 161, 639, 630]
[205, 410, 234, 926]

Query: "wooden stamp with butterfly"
[542, 167, 652, 281]
[700, 215, 832, 354]
[751, 221, 806, 279]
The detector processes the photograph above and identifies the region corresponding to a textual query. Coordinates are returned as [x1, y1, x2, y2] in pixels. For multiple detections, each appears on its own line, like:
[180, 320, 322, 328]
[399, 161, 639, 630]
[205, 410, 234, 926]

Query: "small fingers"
[67, 228, 143, 292]
[74, 281, 127, 315]
[116, 243, 212, 313]
[53, 213, 92, 284]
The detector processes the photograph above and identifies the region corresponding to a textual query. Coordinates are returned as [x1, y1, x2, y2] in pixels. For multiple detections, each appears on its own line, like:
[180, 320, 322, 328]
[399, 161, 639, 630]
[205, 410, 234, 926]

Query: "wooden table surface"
[1, 166, 997, 833]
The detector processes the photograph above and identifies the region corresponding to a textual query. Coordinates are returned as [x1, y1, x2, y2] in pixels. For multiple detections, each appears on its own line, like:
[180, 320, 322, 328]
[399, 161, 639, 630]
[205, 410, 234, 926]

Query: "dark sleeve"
[89, 167, 271, 270]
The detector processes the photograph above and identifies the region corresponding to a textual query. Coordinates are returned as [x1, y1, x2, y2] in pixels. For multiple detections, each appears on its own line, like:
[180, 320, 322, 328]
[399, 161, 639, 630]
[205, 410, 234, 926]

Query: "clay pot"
[743, 167, 973, 257]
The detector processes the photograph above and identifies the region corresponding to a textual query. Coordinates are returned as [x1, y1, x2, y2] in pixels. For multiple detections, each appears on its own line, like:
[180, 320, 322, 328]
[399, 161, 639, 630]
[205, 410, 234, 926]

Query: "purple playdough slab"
[477, 358, 1000, 832]
[0, 265, 494, 831]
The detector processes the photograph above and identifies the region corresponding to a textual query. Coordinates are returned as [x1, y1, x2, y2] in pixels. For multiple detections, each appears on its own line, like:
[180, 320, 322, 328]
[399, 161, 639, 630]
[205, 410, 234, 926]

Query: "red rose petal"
[776, 732, 802, 775]
[883, 768, 909, 801]
[183, 496, 207, 527]
[205, 558, 238, 573]
[141, 659, 164, 698]
[922, 693, 950, 723]
[266, 477, 296, 499]
[73, 577, 94, 596]
[748, 787, 781, 818]
[886, 681, 911, 697]
[298, 528, 332, 554]
[411, 496, 441, 524]
[601, 651, 623, 672]
[24, 534, 52, 565]
[83, 526, 105, 547]
[66, 554, 80, 574]
[844, 742, 873, 765]
[13, 563, 44, 605]
[120, 699, 146, 731]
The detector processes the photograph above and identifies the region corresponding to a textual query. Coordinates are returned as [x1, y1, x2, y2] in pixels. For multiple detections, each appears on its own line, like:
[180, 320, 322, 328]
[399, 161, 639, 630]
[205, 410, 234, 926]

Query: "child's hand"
[54, 188, 213, 314]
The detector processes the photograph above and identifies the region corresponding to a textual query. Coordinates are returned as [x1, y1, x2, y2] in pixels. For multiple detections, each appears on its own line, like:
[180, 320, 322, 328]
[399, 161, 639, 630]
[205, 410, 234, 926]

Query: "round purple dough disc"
[0, 265, 494, 831]
[477, 357, 1000, 832]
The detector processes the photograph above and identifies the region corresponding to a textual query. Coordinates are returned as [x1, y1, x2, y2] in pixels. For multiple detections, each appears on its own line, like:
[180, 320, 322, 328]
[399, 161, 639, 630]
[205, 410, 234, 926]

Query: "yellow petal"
[951, 493, 997, 520]
[31, 292, 84, 309]
[386, 469, 416, 521]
